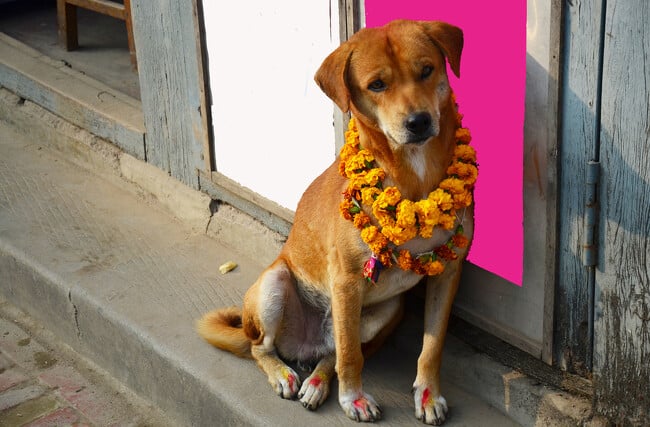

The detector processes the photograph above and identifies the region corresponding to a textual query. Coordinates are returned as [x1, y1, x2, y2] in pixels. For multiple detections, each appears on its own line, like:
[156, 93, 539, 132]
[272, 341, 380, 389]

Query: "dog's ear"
[420, 21, 463, 78]
[315, 42, 354, 113]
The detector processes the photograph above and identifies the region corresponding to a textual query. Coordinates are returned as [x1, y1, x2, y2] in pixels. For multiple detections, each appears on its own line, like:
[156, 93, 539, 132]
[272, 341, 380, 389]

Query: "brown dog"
[197, 20, 473, 425]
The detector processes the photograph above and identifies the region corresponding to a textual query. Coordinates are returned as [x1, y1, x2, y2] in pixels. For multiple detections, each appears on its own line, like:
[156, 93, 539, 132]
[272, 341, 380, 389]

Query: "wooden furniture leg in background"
[56, 0, 136, 69]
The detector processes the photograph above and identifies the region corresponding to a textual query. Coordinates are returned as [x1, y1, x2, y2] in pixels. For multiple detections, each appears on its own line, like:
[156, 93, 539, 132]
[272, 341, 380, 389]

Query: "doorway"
[0, 0, 140, 100]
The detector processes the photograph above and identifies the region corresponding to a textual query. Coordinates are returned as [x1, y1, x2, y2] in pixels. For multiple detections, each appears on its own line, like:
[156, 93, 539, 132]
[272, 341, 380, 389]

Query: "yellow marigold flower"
[363, 168, 385, 187]
[349, 172, 369, 191]
[339, 142, 358, 163]
[360, 226, 388, 254]
[429, 188, 453, 212]
[375, 187, 401, 208]
[381, 225, 416, 246]
[372, 187, 401, 227]
[344, 150, 374, 177]
[396, 199, 417, 228]
[361, 187, 381, 206]
[455, 127, 472, 144]
[348, 117, 358, 132]
[440, 177, 465, 195]
[414, 199, 441, 238]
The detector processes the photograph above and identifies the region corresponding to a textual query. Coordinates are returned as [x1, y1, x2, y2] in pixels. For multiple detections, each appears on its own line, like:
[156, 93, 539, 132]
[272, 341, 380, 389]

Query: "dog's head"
[315, 20, 463, 146]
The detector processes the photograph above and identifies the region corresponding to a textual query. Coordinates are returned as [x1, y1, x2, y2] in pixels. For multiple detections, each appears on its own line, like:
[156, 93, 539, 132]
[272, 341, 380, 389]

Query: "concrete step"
[0, 89, 591, 426]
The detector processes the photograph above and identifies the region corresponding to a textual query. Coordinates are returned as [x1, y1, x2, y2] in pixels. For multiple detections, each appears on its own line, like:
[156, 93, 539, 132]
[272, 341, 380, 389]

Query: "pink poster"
[365, 1, 526, 285]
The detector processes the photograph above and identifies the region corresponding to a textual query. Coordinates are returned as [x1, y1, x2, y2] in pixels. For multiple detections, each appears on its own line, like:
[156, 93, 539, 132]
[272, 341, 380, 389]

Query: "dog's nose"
[404, 112, 433, 137]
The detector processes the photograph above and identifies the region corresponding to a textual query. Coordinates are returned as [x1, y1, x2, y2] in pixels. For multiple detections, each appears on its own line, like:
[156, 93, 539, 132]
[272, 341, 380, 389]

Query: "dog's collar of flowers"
[338, 95, 478, 283]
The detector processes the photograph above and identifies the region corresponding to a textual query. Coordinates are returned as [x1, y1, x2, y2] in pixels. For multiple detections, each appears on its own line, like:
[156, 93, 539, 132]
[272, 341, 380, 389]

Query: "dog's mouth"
[405, 129, 436, 145]
[386, 127, 437, 146]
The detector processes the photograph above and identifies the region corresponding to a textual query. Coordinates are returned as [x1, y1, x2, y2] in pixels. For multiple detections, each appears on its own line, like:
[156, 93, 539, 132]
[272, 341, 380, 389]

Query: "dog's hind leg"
[246, 260, 301, 399]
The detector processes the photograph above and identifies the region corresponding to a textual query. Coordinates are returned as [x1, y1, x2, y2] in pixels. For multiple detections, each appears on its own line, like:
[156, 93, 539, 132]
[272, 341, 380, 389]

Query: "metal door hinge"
[583, 160, 600, 267]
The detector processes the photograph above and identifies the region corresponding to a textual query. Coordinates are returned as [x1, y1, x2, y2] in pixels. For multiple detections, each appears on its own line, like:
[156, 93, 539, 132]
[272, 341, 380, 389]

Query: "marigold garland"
[339, 95, 478, 281]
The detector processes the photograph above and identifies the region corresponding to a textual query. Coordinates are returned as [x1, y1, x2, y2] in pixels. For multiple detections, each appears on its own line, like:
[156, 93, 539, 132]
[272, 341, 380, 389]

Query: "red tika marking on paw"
[309, 376, 322, 388]
[353, 398, 368, 417]
[286, 373, 296, 390]
[422, 388, 432, 407]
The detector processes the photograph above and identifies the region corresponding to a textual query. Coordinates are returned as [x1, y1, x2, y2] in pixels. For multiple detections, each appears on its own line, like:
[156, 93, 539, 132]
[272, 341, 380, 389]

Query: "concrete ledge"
[0, 84, 595, 425]
[0, 33, 145, 159]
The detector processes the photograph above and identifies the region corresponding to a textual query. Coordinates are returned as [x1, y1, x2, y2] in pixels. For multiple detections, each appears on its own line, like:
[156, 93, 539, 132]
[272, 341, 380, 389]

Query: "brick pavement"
[0, 298, 171, 427]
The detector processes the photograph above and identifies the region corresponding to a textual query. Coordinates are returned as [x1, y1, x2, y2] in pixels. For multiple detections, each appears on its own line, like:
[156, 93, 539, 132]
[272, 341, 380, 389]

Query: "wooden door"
[592, 0, 649, 422]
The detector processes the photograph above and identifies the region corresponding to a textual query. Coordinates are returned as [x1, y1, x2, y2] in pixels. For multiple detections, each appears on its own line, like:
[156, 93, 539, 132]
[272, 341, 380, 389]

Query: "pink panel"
[364, 1, 526, 285]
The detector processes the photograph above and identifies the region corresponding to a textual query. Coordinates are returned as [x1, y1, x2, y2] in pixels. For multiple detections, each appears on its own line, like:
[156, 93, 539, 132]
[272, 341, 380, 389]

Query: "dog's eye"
[368, 79, 387, 92]
[421, 65, 434, 79]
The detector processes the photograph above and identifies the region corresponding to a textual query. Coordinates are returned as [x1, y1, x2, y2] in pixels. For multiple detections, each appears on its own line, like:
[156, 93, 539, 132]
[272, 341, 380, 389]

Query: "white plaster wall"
[203, 1, 339, 210]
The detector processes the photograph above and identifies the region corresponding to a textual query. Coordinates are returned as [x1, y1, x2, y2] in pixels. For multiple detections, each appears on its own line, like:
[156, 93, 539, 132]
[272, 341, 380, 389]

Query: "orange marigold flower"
[455, 111, 464, 127]
[447, 162, 478, 184]
[435, 244, 458, 261]
[454, 144, 477, 163]
[396, 250, 413, 270]
[453, 192, 473, 209]
[439, 213, 456, 230]
[377, 250, 393, 268]
[452, 234, 469, 248]
[455, 127, 472, 144]
[353, 211, 371, 229]
[423, 259, 445, 276]
[339, 198, 354, 221]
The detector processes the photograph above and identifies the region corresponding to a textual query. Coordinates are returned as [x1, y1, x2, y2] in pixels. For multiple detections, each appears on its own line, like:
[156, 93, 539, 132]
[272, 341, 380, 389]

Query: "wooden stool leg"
[56, 0, 79, 51]
[123, 0, 137, 69]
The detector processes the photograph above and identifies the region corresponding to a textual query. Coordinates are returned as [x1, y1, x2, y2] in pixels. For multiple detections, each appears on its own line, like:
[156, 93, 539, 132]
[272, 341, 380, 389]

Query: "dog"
[197, 19, 474, 425]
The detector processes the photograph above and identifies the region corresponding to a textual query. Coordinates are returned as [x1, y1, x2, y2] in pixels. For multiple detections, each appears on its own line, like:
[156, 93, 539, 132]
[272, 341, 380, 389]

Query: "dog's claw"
[340, 391, 382, 422]
[298, 372, 330, 410]
[269, 366, 301, 400]
[413, 385, 448, 425]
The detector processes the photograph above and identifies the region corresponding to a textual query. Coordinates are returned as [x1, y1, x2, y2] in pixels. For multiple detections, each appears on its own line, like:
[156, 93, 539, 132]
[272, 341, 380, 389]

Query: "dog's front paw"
[339, 391, 382, 422]
[298, 371, 330, 410]
[413, 385, 448, 425]
[268, 366, 301, 399]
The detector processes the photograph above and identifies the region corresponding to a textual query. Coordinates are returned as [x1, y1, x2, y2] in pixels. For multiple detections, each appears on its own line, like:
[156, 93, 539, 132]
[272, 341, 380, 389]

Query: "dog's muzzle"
[404, 112, 436, 144]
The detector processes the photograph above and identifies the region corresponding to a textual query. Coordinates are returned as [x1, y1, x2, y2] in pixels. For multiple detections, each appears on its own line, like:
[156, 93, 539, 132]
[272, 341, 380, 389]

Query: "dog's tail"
[196, 307, 252, 359]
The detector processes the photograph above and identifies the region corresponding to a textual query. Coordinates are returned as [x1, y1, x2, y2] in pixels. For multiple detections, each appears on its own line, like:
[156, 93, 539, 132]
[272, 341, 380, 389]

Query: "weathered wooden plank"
[0, 34, 145, 159]
[130, 0, 209, 188]
[555, 0, 604, 375]
[199, 171, 294, 237]
[65, 0, 127, 20]
[594, 0, 650, 423]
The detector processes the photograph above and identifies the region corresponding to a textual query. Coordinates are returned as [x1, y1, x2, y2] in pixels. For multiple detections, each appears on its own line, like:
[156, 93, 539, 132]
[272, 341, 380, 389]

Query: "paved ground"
[0, 298, 171, 427]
